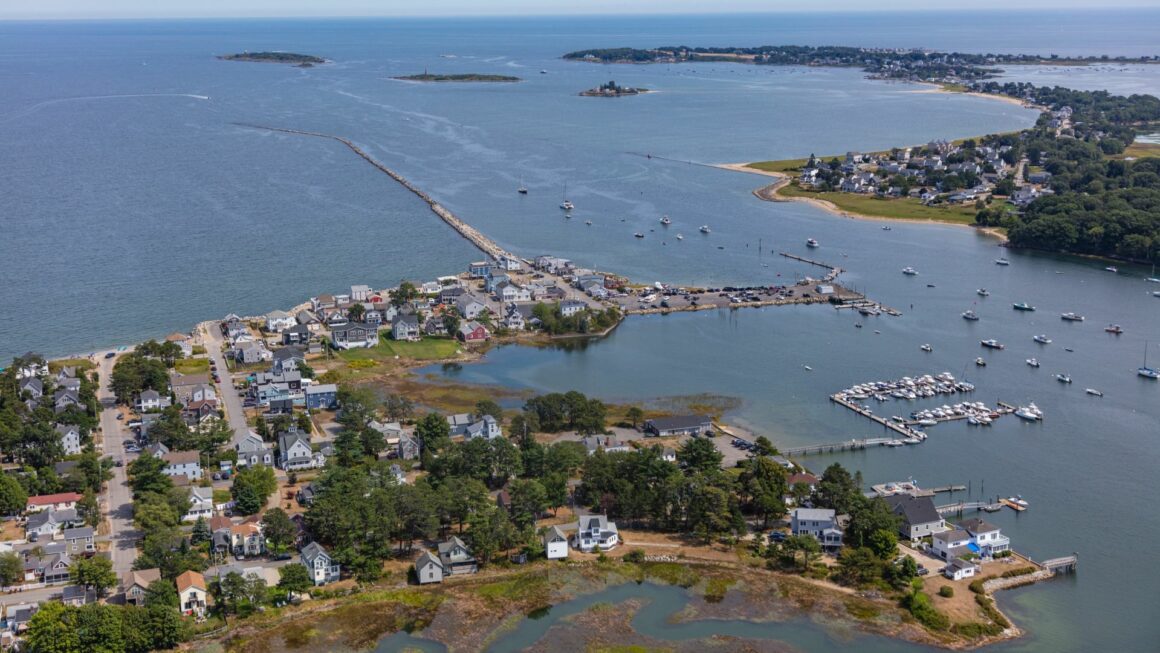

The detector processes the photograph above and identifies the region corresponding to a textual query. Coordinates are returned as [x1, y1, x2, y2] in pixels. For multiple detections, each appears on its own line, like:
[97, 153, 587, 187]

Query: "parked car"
[104, 352, 116, 359]
[115, 413, 124, 420]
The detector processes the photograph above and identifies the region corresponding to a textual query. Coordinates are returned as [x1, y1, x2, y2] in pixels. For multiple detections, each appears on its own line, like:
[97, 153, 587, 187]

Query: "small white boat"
[803, 365, 813, 371]
[1105, 266, 1118, 273]
[699, 225, 711, 234]
[1085, 388, 1103, 397]
[1026, 358, 1040, 368]
[1105, 324, 1123, 334]
[806, 238, 820, 248]
[676, 234, 684, 240]
[660, 215, 671, 225]
[920, 344, 933, 352]
[902, 267, 918, 276]
[1033, 334, 1052, 344]
[585, 220, 592, 226]
[1056, 373, 1072, 384]
[962, 310, 979, 321]
[995, 258, 1010, 266]
[975, 357, 987, 367]
[977, 288, 990, 296]
[1060, 312, 1084, 322]
[882, 226, 892, 231]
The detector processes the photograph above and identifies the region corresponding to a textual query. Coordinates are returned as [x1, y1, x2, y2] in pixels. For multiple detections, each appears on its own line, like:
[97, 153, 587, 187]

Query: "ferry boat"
[901, 267, 918, 276]
[995, 258, 1010, 266]
[1060, 312, 1085, 322]
[1026, 358, 1040, 368]
[920, 344, 933, 352]
[1085, 388, 1103, 397]
[962, 310, 979, 321]
[659, 215, 671, 226]
[1033, 334, 1052, 344]
[980, 339, 1005, 350]
[1013, 302, 1035, 311]
[1105, 324, 1123, 334]
[1056, 373, 1072, 384]
[975, 357, 987, 367]
[806, 238, 820, 248]
[977, 288, 990, 296]
[699, 225, 711, 234]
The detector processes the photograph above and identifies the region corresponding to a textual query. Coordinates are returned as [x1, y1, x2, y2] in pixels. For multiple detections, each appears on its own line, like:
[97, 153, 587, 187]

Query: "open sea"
[1, 10, 1159, 652]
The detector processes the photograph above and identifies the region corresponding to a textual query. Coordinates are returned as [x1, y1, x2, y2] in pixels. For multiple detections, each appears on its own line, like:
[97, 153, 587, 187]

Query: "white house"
[183, 487, 214, 523]
[350, 284, 373, 302]
[544, 526, 569, 560]
[416, 550, 444, 584]
[235, 431, 273, 467]
[463, 415, 502, 440]
[136, 389, 170, 412]
[560, 299, 587, 318]
[944, 557, 980, 581]
[161, 450, 203, 481]
[455, 295, 487, 320]
[55, 424, 82, 456]
[301, 542, 341, 585]
[958, 518, 1010, 558]
[932, 529, 973, 561]
[278, 430, 322, 470]
[791, 507, 843, 552]
[265, 310, 297, 333]
[176, 571, 208, 617]
[573, 514, 619, 552]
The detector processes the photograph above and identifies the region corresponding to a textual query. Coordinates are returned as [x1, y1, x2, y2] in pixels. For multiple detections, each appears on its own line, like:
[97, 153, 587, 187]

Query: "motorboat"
[1085, 388, 1103, 397]
[1008, 496, 1030, 508]
[977, 288, 990, 296]
[1013, 302, 1035, 311]
[1026, 358, 1040, 368]
[995, 258, 1010, 266]
[585, 220, 592, 226]
[902, 267, 918, 276]
[1105, 324, 1123, 334]
[1015, 403, 1043, 421]
[1105, 266, 1118, 273]
[980, 339, 1005, 350]
[920, 344, 933, 352]
[633, 232, 644, 239]
[1033, 334, 1052, 344]
[806, 238, 820, 248]
[676, 234, 684, 240]
[1061, 312, 1084, 322]
[975, 357, 987, 367]
[962, 310, 979, 321]
[699, 225, 711, 234]
[660, 215, 671, 226]
[882, 226, 892, 231]
[1056, 373, 1072, 384]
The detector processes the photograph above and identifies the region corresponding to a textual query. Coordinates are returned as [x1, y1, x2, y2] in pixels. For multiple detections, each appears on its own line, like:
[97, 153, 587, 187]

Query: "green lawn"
[1115, 142, 1160, 159]
[747, 158, 811, 174]
[338, 337, 462, 364]
[174, 358, 211, 374]
[777, 183, 979, 224]
[48, 358, 96, 372]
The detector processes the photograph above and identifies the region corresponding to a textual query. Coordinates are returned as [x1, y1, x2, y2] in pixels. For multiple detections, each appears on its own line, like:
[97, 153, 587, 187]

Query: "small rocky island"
[394, 73, 521, 82]
[579, 80, 648, 97]
[217, 52, 327, 67]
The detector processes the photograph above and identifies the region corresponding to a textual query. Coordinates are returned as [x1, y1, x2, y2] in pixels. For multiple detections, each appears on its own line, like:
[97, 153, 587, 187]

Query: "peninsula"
[217, 51, 326, 67]
[393, 73, 521, 82]
[579, 79, 648, 97]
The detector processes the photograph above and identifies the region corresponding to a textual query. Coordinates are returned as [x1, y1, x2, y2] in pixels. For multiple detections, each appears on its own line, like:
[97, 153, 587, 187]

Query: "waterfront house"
[416, 550, 444, 584]
[468, 261, 493, 279]
[791, 508, 843, 552]
[176, 570, 209, 617]
[439, 286, 466, 305]
[485, 273, 510, 294]
[455, 294, 487, 320]
[350, 284, 373, 302]
[497, 281, 531, 303]
[278, 429, 321, 470]
[25, 492, 82, 513]
[884, 494, 945, 541]
[123, 568, 161, 605]
[63, 527, 95, 555]
[424, 316, 448, 336]
[265, 310, 297, 333]
[161, 450, 203, 481]
[944, 557, 980, 581]
[183, 487, 214, 523]
[446, 413, 474, 436]
[800, 168, 819, 185]
[437, 536, 479, 576]
[534, 255, 573, 275]
[330, 322, 379, 349]
[457, 321, 490, 344]
[301, 542, 341, 585]
[643, 415, 713, 437]
[391, 314, 422, 341]
[503, 305, 526, 331]
[496, 254, 523, 271]
[55, 423, 82, 456]
[272, 347, 306, 374]
[544, 526, 569, 560]
[560, 299, 587, 318]
[573, 514, 619, 552]
[932, 529, 973, 561]
[305, 383, 338, 410]
[296, 310, 322, 332]
[235, 341, 273, 365]
[311, 295, 337, 311]
[18, 377, 43, 400]
[958, 518, 1010, 558]
[463, 415, 502, 440]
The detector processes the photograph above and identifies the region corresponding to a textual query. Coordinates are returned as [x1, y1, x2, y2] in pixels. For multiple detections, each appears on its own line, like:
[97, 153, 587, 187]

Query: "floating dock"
[936, 500, 1005, 514]
[781, 437, 918, 457]
[830, 393, 927, 440]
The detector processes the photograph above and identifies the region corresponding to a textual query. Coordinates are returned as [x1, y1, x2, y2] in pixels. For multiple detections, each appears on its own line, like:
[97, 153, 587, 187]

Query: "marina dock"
[830, 393, 926, 439]
[936, 500, 1005, 515]
[781, 437, 917, 457]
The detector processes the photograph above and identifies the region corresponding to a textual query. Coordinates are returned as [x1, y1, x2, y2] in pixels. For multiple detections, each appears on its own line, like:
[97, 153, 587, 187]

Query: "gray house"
[416, 550, 444, 584]
[790, 508, 843, 552]
[277, 429, 318, 471]
[437, 536, 478, 576]
[301, 542, 340, 586]
[236, 431, 273, 467]
[643, 415, 713, 437]
[391, 314, 421, 342]
[885, 495, 946, 541]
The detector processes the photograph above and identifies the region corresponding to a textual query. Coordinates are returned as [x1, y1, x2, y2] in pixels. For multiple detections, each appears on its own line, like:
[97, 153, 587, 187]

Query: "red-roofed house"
[25, 493, 83, 513]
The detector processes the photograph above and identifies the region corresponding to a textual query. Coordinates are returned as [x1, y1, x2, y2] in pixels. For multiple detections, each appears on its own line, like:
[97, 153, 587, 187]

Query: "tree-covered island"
[217, 52, 327, 67]
[579, 80, 649, 97]
[393, 73, 521, 82]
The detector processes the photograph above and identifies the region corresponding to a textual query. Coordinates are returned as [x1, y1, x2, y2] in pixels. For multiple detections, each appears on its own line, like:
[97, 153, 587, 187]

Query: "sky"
[1, 0, 1155, 20]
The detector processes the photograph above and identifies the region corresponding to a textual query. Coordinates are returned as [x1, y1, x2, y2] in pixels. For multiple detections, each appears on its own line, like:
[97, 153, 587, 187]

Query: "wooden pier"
[830, 394, 925, 440]
[781, 437, 914, 457]
[936, 500, 1004, 515]
[1038, 555, 1079, 574]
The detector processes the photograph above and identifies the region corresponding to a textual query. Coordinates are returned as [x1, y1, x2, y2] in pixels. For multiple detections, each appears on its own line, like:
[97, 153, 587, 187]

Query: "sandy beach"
[907, 82, 1041, 109]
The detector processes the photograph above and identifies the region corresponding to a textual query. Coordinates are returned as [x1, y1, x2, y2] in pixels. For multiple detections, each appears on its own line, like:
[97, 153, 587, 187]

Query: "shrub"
[1000, 566, 1036, 579]
[938, 585, 954, 598]
[902, 590, 950, 631]
[975, 594, 1011, 629]
[623, 548, 646, 564]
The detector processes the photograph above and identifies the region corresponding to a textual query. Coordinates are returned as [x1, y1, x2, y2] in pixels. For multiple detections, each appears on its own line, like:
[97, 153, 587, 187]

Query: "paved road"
[201, 323, 249, 447]
[97, 353, 139, 579]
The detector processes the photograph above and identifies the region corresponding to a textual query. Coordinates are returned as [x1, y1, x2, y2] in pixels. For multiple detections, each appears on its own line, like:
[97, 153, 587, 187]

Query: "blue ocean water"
[1, 11, 1159, 652]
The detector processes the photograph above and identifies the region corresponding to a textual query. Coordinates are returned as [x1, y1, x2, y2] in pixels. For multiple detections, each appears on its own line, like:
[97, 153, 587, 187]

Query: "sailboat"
[1140, 342, 1160, 379]
[559, 183, 573, 211]
[1147, 263, 1159, 283]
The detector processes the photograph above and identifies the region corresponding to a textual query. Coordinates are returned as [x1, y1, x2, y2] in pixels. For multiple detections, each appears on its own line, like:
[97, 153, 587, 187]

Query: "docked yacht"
[1014, 403, 1043, 421]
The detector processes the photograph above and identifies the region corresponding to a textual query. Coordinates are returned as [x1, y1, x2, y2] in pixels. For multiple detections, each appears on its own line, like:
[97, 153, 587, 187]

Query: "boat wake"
[1, 93, 209, 123]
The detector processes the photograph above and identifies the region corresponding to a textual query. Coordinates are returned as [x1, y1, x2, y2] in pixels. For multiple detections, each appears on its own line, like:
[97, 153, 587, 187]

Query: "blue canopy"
[967, 542, 981, 553]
